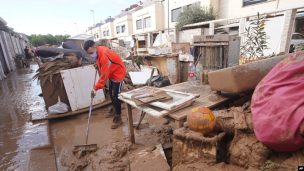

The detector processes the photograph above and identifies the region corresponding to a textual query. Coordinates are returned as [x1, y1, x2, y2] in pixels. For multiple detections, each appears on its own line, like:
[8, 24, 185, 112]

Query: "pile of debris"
[216, 103, 270, 168]
[32, 53, 81, 86]
[171, 52, 304, 170]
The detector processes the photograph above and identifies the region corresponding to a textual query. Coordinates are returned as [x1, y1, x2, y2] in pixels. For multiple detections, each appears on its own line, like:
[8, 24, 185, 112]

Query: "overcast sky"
[0, 0, 138, 36]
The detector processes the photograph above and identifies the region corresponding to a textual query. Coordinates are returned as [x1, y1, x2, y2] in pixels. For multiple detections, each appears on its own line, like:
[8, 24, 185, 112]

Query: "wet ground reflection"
[0, 64, 48, 171]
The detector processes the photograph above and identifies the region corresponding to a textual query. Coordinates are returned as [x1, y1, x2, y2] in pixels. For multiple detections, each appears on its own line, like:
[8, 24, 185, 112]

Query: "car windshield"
[292, 34, 304, 40]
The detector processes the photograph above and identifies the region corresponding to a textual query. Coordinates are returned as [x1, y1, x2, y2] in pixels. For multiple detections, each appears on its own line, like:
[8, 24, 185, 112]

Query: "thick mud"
[0, 64, 48, 171]
[51, 106, 173, 171]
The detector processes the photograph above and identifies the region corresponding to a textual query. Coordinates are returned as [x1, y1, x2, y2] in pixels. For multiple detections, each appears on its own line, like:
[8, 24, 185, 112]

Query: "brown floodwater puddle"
[0, 64, 48, 171]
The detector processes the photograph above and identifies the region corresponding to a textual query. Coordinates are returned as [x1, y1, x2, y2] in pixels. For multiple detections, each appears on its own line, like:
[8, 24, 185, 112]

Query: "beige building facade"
[100, 22, 115, 39]
[113, 14, 133, 39]
[132, 2, 165, 35]
[218, 0, 304, 19]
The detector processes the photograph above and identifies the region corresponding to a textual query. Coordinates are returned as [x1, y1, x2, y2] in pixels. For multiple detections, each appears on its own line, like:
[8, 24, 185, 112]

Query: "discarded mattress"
[62, 41, 82, 50]
[62, 41, 87, 57]
[62, 41, 93, 63]
[36, 47, 84, 59]
[251, 51, 304, 152]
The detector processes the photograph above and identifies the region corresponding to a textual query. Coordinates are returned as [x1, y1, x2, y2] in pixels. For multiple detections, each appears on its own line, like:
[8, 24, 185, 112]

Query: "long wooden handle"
[85, 69, 98, 144]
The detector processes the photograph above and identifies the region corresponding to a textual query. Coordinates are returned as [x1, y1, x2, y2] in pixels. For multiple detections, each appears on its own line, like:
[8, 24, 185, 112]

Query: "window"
[116, 26, 121, 34]
[107, 30, 109, 36]
[103, 30, 109, 37]
[121, 25, 126, 33]
[136, 19, 142, 30]
[171, 7, 182, 22]
[243, 0, 267, 7]
[144, 17, 151, 28]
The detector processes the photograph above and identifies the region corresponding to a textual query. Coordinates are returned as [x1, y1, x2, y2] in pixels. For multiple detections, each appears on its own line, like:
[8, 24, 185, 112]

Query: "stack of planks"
[131, 88, 172, 106]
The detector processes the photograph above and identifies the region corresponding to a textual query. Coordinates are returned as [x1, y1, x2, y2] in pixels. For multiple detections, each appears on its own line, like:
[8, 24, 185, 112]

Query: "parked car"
[290, 33, 304, 53]
[291, 33, 304, 46]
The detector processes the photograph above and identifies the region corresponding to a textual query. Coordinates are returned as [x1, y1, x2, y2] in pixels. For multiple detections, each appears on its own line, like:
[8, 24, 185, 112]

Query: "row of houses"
[87, 0, 304, 43]
[0, 17, 29, 80]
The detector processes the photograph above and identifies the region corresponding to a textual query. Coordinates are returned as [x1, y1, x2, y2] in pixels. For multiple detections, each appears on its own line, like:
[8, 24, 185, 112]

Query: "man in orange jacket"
[84, 40, 126, 129]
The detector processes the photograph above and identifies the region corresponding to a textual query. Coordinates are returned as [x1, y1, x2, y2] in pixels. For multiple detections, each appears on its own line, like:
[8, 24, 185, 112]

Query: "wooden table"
[119, 82, 230, 143]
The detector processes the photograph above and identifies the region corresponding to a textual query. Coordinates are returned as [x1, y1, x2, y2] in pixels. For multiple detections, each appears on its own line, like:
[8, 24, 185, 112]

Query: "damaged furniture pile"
[31, 41, 112, 121]
[120, 33, 304, 170]
[111, 34, 304, 170]
[169, 52, 304, 170]
[30, 34, 304, 170]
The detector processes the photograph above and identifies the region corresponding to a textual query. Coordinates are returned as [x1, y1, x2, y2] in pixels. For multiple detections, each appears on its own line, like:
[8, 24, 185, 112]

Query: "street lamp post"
[90, 10, 96, 26]
[74, 22, 79, 34]
[90, 10, 95, 35]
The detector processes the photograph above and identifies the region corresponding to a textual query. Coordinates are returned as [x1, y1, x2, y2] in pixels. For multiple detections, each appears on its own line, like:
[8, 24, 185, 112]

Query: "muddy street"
[0, 64, 48, 171]
[0, 64, 172, 171]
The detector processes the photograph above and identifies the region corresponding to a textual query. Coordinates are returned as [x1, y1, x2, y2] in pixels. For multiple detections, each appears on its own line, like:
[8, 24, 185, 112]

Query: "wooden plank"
[133, 53, 179, 58]
[126, 103, 135, 144]
[193, 43, 229, 46]
[193, 34, 230, 43]
[60, 65, 105, 111]
[171, 43, 191, 54]
[149, 90, 198, 110]
[31, 100, 111, 122]
[133, 91, 172, 106]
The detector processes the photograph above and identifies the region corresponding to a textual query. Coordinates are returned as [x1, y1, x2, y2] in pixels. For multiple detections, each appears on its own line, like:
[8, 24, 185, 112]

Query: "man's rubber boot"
[105, 107, 115, 118]
[111, 116, 122, 129]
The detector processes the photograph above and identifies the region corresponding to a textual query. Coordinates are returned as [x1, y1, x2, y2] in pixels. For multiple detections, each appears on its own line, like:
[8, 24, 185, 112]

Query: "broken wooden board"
[150, 90, 198, 111]
[130, 144, 170, 171]
[31, 99, 111, 122]
[60, 65, 105, 111]
[132, 90, 172, 106]
[122, 86, 163, 98]
[121, 86, 198, 111]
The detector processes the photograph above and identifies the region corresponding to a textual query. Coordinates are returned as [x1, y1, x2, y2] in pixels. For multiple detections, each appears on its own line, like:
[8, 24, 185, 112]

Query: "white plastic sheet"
[48, 97, 69, 114]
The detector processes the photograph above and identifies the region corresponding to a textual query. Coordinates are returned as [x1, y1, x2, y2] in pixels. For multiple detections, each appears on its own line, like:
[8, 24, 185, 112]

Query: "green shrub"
[176, 6, 215, 31]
